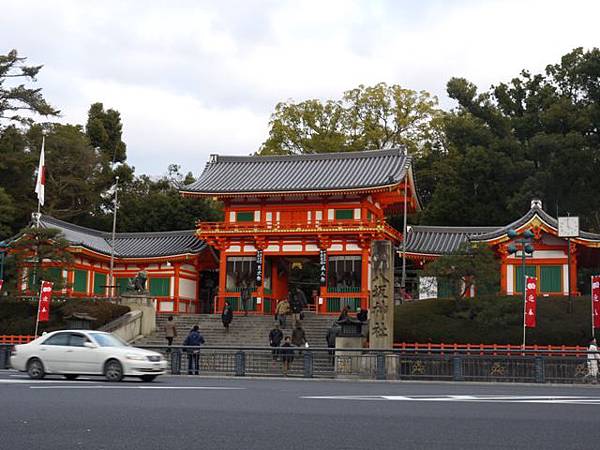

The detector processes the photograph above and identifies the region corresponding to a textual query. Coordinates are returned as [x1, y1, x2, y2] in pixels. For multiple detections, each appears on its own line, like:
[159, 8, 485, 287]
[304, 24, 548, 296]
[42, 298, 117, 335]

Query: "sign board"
[37, 280, 54, 323]
[418, 276, 438, 300]
[592, 275, 600, 328]
[525, 276, 537, 328]
[558, 216, 579, 237]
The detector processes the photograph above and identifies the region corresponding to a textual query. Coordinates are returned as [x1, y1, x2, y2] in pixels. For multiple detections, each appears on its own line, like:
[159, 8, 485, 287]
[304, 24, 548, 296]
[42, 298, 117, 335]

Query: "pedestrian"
[290, 290, 302, 326]
[356, 307, 368, 322]
[222, 301, 233, 333]
[240, 282, 252, 317]
[183, 325, 205, 375]
[295, 286, 308, 317]
[337, 305, 350, 322]
[269, 323, 284, 363]
[326, 324, 339, 364]
[164, 315, 177, 350]
[280, 336, 294, 376]
[275, 297, 290, 328]
[291, 321, 307, 348]
[588, 338, 600, 383]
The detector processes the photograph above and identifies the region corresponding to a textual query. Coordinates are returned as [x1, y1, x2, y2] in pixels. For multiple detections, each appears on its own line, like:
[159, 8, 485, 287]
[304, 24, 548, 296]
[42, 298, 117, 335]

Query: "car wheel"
[104, 359, 124, 382]
[64, 374, 79, 380]
[27, 358, 45, 380]
[140, 375, 157, 382]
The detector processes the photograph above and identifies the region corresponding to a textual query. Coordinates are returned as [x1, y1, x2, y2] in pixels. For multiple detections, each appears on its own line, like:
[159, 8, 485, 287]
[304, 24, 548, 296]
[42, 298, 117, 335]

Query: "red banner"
[525, 276, 537, 328]
[0, 280, 3, 292]
[37, 280, 53, 323]
[592, 276, 600, 328]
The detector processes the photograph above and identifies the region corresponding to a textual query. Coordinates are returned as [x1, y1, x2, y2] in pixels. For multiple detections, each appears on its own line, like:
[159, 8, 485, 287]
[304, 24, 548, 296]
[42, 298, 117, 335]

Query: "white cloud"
[2, 0, 599, 174]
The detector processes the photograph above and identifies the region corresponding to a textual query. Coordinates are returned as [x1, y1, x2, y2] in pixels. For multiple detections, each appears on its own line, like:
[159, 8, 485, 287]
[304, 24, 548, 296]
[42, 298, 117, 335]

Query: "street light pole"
[507, 229, 535, 349]
[109, 176, 119, 298]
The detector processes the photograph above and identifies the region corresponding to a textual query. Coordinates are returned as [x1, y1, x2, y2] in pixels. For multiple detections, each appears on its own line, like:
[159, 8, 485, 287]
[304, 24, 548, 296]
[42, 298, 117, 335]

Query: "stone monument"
[369, 240, 394, 349]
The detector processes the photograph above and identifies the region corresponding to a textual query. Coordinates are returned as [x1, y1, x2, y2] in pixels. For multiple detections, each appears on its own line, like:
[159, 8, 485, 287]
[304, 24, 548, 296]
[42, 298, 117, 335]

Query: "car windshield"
[89, 333, 129, 347]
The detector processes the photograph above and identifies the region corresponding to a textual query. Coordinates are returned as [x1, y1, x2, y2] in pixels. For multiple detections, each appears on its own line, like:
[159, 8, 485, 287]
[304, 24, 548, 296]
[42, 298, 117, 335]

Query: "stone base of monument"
[334, 336, 368, 378]
[118, 294, 156, 336]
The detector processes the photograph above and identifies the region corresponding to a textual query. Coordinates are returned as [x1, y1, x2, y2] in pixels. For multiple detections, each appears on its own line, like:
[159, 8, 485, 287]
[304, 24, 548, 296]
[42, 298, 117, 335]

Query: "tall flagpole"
[109, 176, 119, 298]
[400, 151, 409, 300]
[32, 133, 46, 296]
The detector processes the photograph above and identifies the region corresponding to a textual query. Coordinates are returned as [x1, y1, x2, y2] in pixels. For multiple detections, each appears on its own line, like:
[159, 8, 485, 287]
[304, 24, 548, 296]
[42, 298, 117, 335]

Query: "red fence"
[0, 335, 36, 344]
[394, 342, 587, 356]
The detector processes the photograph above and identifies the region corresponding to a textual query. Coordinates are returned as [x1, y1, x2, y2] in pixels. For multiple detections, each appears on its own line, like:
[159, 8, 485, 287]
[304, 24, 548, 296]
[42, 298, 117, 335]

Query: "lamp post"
[506, 229, 535, 348]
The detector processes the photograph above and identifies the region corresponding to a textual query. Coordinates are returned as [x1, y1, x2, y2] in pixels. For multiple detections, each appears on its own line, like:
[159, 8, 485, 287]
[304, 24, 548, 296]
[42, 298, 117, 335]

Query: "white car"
[10, 330, 167, 382]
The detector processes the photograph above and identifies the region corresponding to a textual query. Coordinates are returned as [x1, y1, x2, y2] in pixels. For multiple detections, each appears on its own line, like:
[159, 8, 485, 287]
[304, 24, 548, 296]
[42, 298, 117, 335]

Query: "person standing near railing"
[588, 338, 600, 383]
[280, 336, 294, 376]
[269, 323, 283, 366]
[183, 326, 204, 375]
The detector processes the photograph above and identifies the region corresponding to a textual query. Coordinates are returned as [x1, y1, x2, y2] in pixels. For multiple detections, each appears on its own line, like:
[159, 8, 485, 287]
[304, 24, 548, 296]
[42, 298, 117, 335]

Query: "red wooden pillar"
[174, 263, 180, 313]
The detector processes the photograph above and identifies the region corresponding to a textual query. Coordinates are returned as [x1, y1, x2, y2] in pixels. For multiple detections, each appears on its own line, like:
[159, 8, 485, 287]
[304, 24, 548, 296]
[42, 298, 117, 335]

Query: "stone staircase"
[136, 312, 336, 348]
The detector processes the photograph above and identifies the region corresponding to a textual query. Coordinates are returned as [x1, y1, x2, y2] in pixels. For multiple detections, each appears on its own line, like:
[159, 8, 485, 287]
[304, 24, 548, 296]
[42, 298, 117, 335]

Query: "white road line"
[0, 379, 95, 384]
[29, 386, 246, 390]
[301, 395, 600, 405]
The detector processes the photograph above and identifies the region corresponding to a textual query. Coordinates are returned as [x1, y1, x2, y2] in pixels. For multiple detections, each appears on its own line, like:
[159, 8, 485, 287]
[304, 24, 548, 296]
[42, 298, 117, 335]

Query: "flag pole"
[592, 276, 596, 339]
[34, 287, 42, 338]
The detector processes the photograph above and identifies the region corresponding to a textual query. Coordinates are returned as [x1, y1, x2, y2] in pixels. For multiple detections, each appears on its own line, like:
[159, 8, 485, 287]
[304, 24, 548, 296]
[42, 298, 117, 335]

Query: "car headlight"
[126, 354, 146, 361]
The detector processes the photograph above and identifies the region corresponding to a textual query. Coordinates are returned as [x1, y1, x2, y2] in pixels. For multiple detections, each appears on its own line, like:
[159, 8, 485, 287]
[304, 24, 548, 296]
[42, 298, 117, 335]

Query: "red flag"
[0, 280, 3, 292]
[525, 276, 537, 328]
[592, 276, 600, 328]
[37, 280, 53, 322]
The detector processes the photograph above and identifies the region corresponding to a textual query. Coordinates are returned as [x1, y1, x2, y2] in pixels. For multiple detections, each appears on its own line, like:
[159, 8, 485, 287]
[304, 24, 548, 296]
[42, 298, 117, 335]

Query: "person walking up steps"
[275, 297, 290, 329]
[164, 316, 177, 351]
[222, 301, 233, 333]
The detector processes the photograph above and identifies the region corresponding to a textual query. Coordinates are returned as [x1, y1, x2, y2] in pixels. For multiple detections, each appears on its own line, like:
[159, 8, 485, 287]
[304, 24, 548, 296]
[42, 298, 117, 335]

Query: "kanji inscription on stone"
[369, 240, 394, 349]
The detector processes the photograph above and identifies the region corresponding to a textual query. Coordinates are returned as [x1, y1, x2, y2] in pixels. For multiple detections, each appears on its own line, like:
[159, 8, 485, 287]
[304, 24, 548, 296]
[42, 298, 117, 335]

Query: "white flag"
[35, 136, 46, 206]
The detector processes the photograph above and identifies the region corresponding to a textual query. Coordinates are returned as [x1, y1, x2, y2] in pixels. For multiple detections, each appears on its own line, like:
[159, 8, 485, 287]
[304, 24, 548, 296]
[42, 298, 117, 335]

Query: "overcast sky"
[3, 0, 599, 176]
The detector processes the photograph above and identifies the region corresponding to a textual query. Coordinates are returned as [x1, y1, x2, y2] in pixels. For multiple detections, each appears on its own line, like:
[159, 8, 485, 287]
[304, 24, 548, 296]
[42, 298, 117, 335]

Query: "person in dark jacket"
[290, 290, 303, 326]
[240, 282, 252, 317]
[222, 301, 233, 332]
[356, 307, 368, 322]
[183, 325, 205, 375]
[326, 324, 339, 364]
[291, 322, 307, 348]
[268, 323, 284, 362]
[280, 336, 294, 375]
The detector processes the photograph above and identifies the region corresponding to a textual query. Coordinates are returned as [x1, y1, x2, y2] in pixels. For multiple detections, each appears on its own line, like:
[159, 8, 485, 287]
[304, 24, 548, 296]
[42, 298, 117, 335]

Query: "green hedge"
[394, 295, 592, 346]
[0, 298, 130, 335]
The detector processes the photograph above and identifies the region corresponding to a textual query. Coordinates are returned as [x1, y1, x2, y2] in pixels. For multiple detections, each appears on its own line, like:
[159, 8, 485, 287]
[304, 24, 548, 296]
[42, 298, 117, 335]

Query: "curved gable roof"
[38, 216, 205, 258]
[181, 148, 412, 196]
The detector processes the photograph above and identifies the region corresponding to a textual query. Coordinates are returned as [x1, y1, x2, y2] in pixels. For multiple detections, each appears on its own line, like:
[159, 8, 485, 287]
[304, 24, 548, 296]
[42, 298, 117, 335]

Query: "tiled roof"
[181, 148, 412, 195]
[404, 202, 600, 255]
[38, 216, 205, 258]
[404, 225, 499, 255]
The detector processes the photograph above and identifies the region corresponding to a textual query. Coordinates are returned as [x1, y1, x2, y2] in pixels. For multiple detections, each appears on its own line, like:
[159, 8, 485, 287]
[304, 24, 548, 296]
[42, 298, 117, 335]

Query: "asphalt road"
[2, 370, 600, 450]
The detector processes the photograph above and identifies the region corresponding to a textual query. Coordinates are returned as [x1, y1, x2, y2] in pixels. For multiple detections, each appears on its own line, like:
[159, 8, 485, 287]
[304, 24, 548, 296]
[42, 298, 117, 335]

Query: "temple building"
[180, 148, 420, 314]
[15, 215, 218, 313]
[403, 200, 600, 298]
[9, 150, 600, 313]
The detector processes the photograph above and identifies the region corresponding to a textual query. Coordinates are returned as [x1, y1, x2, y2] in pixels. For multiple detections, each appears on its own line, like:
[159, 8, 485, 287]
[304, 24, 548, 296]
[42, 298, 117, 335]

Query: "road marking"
[29, 386, 246, 390]
[301, 395, 600, 405]
[0, 379, 93, 384]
